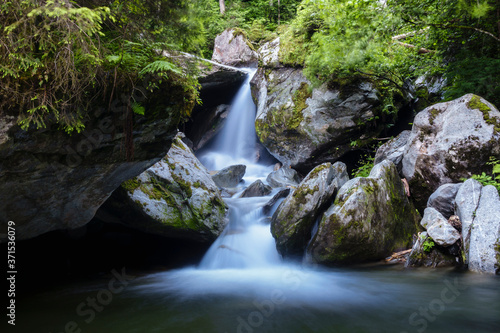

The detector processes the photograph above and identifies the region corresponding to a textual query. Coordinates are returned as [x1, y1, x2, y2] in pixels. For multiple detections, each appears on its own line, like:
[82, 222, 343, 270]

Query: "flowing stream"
[17, 70, 500, 333]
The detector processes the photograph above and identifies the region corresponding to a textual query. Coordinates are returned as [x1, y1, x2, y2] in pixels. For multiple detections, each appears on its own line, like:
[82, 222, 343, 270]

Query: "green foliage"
[352, 154, 375, 178]
[1, 0, 203, 134]
[467, 156, 500, 192]
[422, 238, 435, 252]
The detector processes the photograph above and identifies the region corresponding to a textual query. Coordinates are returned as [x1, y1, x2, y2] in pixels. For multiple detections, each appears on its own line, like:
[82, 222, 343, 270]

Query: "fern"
[139, 60, 182, 77]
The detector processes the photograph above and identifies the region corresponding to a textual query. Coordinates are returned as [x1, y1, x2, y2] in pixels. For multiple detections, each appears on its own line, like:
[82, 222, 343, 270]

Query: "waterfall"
[197, 69, 282, 269]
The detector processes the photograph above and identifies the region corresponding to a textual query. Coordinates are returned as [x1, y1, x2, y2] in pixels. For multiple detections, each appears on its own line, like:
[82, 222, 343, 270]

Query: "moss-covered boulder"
[405, 232, 459, 268]
[308, 160, 420, 265]
[271, 162, 349, 258]
[402, 94, 500, 209]
[250, 67, 382, 173]
[97, 134, 227, 243]
[212, 28, 258, 68]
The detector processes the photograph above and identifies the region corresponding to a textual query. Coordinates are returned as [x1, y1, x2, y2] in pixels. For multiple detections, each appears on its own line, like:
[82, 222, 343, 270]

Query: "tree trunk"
[219, 0, 226, 15]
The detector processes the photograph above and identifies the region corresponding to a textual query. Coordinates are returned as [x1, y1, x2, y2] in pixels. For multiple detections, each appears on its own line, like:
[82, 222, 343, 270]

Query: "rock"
[402, 94, 500, 209]
[374, 130, 411, 173]
[420, 207, 461, 247]
[212, 164, 246, 188]
[454, 178, 483, 263]
[258, 37, 281, 68]
[251, 67, 382, 172]
[263, 188, 291, 215]
[271, 162, 349, 257]
[266, 166, 301, 188]
[426, 183, 462, 219]
[468, 185, 500, 274]
[308, 160, 420, 265]
[241, 180, 272, 198]
[212, 29, 258, 68]
[97, 135, 227, 242]
[405, 232, 459, 268]
[0, 78, 193, 242]
[448, 215, 462, 232]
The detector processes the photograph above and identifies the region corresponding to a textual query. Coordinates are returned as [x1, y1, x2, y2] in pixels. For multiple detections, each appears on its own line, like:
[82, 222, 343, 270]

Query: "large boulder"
[308, 160, 420, 265]
[271, 162, 349, 258]
[212, 29, 258, 68]
[374, 130, 411, 173]
[468, 185, 500, 274]
[420, 207, 461, 247]
[258, 37, 281, 68]
[402, 94, 500, 209]
[454, 178, 483, 263]
[426, 183, 462, 219]
[251, 67, 383, 172]
[97, 135, 227, 242]
[0, 79, 193, 242]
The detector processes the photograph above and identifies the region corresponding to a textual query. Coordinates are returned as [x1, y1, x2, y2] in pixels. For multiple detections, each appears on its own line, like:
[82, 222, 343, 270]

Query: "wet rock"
[212, 29, 258, 68]
[374, 130, 411, 173]
[308, 160, 420, 265]
[263, 188, 291, 215]
[420, 207, 461, 247]
[401, 94, 500, 209]
[426, 183, 462, 219]
[212, 164, 246, 188]
[251, 67, 382, 172]
[271, 162, 349, 258]
[468, 185, 500, 274]
[454, 178, 483, 263]
[97, 134, 228, 242]
[266, 166, 301, 188]
[405, 232, 459, 268]
[241, 180, 272, 198]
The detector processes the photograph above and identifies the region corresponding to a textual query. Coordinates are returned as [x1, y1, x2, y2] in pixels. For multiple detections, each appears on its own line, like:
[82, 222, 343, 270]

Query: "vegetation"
[422, 237, 435, 253]
[352, 154, 375, 178]
[1, 0, 203, 134]
[467, 156, 500, 192]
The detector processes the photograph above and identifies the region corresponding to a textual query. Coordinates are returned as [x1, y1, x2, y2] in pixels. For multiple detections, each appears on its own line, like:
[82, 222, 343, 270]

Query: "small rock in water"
[212, 164, 246, 188]
[262, 188, 291, 215]
[240, 180, 272, 198]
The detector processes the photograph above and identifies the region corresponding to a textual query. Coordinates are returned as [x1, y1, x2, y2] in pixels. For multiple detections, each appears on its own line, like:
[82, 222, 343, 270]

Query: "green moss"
[428, 108, 440, 125]
[289, 82, 312, 129]
[468, 95, 491, 112]
[122, 177, 140, 192]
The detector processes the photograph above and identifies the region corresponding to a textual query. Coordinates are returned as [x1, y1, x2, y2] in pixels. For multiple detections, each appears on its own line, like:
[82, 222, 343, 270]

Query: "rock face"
[0, 79, 193, 242]
[251, 67, 382, 172]
[308, 160, 420, 265]
[97, 135, 227, 242]
[258, 37, 281, 68]
[271, 162, 349, 257]
[241, 180, 272, 198]
[266, 167, 301, 188]
[374, 130, 411, 172]
[402, 94, 500, 209]
[406, 232, 458, 268]
[426, 183, 462, 219]
[212, 164, 246, 188]
[468, 185, 500, 274]
[420, 207, 461, 247]
[212, 29, 258, 68]
[454, 179, 483, 263]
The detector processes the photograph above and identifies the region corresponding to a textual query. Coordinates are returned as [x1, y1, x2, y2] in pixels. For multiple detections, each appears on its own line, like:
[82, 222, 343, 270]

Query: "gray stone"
[469, 185, 500, 274]
[454, 178, 483, 263]
[212, 165, 246, 188]
[258, 37, 281, 68]
[266, 166, 301, 188]
[405, 232, 459, 268]
[251, 67, 382, 172]
[308, 160, 420, 265]
[420, 207, 461, 247]
[241, 180, 272, 198]
[212, 29, 258, 68]
[271, 162, 349, 257]
[374, 130, 411, 172]
[96, 134, 228, 242]
[263, 188, 290, 215]
[427, 183, 462, 219]
[401, 94, 500, 209]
